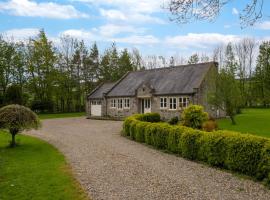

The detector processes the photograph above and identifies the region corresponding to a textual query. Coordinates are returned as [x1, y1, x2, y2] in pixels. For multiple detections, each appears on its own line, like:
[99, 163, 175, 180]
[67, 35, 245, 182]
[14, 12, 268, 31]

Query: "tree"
[0, 105, 40, 147]
[188, 53, 199, 64]
[26, 30, 56, 108]
[130, 48, 144, 70]
[209, 69, 242, 124]
[5, 84, 23, 105]
[118, 49, 133, 78]
[254, 41, 270, 106]
[181, 105, 208, 129]
[165, 0, 265, 27]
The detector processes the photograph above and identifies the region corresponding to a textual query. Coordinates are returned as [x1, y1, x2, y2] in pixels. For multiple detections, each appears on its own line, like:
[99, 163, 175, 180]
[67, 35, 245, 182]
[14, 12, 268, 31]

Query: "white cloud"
[165, 33, 243, 49]
[232, 8, 239, 15]
[72, 0, 164, 13]
[59, 28, 159, 45]
[72, 0, 165, 24]
[97, 24, 144, 37]
[112, 35, 160, 44]
[256, 21, 270, 30]
[0, 0, 89, 19]
[100, 8, 165, 24]
[60, 29, 97, 40]
[2, 28, 40, 41]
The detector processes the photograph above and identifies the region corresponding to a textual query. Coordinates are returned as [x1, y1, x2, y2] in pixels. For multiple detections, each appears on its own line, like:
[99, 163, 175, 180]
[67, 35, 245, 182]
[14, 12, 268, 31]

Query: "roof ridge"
[134, 61, 217, 73]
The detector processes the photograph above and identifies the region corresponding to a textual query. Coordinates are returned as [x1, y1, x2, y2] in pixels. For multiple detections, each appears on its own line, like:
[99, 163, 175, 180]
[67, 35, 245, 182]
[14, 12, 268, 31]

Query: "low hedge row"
[122, 113, 270, 185]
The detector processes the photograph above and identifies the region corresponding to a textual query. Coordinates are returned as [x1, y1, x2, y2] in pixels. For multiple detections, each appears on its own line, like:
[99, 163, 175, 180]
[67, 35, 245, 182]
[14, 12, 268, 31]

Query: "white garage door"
[91, 100, 102, 116]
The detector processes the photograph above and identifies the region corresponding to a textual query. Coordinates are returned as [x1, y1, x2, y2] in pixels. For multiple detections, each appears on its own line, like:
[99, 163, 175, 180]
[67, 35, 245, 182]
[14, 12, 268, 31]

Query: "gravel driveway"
[28, 117, 270, 200]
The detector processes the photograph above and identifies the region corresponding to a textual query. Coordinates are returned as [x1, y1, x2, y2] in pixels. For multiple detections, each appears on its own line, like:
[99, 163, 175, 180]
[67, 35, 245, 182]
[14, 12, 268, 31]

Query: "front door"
[141, 98, 151, 113]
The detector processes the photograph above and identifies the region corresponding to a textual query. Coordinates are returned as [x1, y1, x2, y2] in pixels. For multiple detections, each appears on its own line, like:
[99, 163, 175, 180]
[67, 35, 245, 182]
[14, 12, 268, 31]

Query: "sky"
[0, 0, 270, 58]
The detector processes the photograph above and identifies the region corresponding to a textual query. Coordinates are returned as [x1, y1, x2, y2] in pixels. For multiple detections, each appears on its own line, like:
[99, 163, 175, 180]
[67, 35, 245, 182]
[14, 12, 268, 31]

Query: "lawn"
[218, 108, 270, 138]
[0, 131, 88, 200]
[38, 112, 85, 120]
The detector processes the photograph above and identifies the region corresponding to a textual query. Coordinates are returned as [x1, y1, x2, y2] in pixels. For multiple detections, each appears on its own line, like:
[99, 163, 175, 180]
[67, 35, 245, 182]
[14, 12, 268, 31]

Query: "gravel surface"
[28, 117, 270, 200]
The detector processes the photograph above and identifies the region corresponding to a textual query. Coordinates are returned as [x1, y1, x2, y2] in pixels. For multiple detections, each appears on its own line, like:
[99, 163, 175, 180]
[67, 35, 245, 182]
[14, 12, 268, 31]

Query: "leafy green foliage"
[168, 116, 179, 125]
[137, 113, 161, 122]
[187, 53, 199, 64]
[181, 105, 208, 129]
[123, 113, 270, 185]
[5, 84, 23, 105]
[0, 104, 40, 147]
[254, 41, 270, 106]
[31, 99, 54, 113]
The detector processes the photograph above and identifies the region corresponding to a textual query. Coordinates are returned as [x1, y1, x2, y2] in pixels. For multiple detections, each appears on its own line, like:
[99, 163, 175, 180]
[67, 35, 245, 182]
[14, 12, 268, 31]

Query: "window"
[124, 98, 130, 108]
[160, 97, 167, 109]
[169, 97, 177, 110]
[179, 97, 190, 109]
[144, 99, 151, 109]
[110, 99, 116, 108]
[117, 99, 123, 109]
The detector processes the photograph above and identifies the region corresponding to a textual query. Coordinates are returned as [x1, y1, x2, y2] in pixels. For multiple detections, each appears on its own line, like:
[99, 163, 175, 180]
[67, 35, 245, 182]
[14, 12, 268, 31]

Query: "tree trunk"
[10, 128, 18, 148]
[230, 115, 236, 125]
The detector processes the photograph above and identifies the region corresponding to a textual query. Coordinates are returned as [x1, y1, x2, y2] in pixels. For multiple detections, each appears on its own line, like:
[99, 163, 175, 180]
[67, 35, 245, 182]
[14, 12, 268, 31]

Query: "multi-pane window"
[117, 99, 123, 109]
[144, 99, 151, 109]
[124, 98, 130, 108]
[110, 99, 116, 108]
[91, 100, 101, 105]
[160, 97, 167, 109]
[179, 97, 189, 109]
[169, 97, 177, 110]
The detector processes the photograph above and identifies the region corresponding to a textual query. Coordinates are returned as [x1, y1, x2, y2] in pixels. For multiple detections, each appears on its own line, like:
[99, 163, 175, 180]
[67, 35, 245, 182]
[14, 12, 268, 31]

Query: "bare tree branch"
[164, 0, 264, 28]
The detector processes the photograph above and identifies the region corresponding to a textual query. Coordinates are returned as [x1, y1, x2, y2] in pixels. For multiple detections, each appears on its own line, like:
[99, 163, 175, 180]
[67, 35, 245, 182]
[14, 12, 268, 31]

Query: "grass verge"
[218, 108, 270, 138]
[38, 112, 85, 120]
[0, 131, 88, 200]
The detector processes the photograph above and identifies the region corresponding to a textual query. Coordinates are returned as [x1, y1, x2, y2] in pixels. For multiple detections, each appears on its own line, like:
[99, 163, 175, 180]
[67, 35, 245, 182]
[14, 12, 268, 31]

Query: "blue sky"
[0, 0, 270, 58]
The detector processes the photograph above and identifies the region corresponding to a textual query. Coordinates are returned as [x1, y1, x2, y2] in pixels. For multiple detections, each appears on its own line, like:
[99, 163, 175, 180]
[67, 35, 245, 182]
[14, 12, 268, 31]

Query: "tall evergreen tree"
[254, 41, 270, 106]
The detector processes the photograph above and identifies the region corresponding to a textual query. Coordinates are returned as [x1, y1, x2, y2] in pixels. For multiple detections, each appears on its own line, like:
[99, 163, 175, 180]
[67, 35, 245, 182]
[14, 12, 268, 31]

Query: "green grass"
[0, 131, 88, 200]
[218, 108, 270, 138]
[38, 112, 85, 120]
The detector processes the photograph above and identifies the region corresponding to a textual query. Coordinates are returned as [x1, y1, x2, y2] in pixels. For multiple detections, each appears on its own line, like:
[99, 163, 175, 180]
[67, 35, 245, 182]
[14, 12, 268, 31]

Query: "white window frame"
[117, 98, 123, 110]
[179, 97, 190, 109]
[160, 97, 167, 109]
[124, 98, 130, 109]
[110, 99, 116, 108]
[169, 97, 177, 110]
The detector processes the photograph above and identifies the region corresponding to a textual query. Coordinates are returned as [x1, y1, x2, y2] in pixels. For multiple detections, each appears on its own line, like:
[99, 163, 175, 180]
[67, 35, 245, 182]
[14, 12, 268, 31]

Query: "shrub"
[224, 133, 267, 176]
[0, 104, 41, 147]
[168, 116, 179, 125]
[198, 131, 228, 166]
[122, 113, 270, 186]
[137, 113, 160, 122]
[181, 104, 208, 129]
[167, 126, 182, 153]
[135, 122, 148, 143]
[179, 128, 202, 160]
[151, 123, 170, 149]
[5, 84, 23, 105]
[257, 141, 270, 183]
[31, 99, 54, 113]
[202, 120, 218, 132]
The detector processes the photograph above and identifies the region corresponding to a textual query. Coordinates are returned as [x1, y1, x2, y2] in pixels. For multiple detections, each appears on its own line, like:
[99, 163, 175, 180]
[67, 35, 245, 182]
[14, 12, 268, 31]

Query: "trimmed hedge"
[122, 113, 270, 185]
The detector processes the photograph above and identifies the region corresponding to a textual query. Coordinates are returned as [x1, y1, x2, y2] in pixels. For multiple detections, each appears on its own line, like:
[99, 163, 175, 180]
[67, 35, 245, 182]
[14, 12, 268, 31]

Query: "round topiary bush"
[0, 104, 41, 147]
[181, 104, 208, 129]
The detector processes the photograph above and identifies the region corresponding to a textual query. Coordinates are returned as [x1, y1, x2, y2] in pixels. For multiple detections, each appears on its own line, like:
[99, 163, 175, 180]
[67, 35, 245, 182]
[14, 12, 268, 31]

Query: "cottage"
[86, 62, 224, 120]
